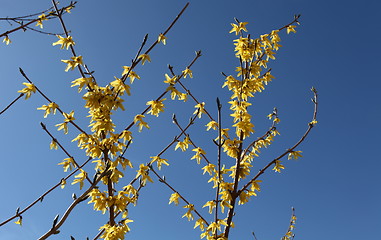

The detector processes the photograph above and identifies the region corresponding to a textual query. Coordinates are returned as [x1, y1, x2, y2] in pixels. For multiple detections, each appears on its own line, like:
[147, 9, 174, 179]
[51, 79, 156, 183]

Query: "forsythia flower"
[146, 99, 166, 117]
[52, 35, 75, 50]
[229, 22, 248, 35]
[72, 169, 87, 189]
[203, 200, 216, 214]
[164, 74, 177, 84]
[50, 139, 58, 150]
[60, 178, 66, 189]
[182, 68, 193, 78]
[71, 77, 93, 92]
[58, 157, 75, 172]
[133, 114, 149, 132]
[193, 102, 206, 118]
[191, 147, 206, 164]
[273, 160, 285, 173]
[36, 14, 47, 28]
[61, 56, 83, 71]
[110, 77, 131, 96]
[309, 120, 318, 126]
[135, 164, 153, 185]
[175, 136, 191, 152]
[63, 110, 75, 122]
[182, 204, 194, 221]
[122, 66, 140, 84]
[138, 54, 151, 65]
[169, 192, 180, 205]
[18, 82, 36, 99]
[158, 33, 167, 45]
[288, 150, 303, 160]
[37, 102, 59, 118]
[14, 217, 22, 226]
[287, 25, 297, 34]
[206, 120, 218, 131]
[3, 35, 11, 45]
[150, 156, 169, 170]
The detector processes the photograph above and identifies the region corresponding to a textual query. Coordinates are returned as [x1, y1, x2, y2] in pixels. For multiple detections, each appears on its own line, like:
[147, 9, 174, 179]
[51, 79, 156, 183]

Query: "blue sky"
[1, 0, 380, 239]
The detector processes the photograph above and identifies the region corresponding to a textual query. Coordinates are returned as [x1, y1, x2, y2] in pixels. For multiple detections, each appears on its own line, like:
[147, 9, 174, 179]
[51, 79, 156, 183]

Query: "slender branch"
[19, 67, 90, 137]
[214, 97, 223, 236]
[38, 168, 111, 240]
[0, 2, 75, 38]
[149, 166, 210, 226]
[0, 93, 23, 116]
[172, 114, 211, 164]
[238, 88, 318, 196]
[51, 0, 89, 85]
[0, 157, 92, 227]
[120, 51, 201, 134]
[40, 122, 93, 184]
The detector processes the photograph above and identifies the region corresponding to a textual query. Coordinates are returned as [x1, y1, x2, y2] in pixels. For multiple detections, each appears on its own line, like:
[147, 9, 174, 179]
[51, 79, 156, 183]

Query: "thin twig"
[0, 157, 92, 227]
[0, 93, 23, 116]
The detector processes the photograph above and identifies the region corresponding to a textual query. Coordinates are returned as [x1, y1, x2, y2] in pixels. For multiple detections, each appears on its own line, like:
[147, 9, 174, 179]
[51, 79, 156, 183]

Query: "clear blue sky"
[1, 0, 380, 239]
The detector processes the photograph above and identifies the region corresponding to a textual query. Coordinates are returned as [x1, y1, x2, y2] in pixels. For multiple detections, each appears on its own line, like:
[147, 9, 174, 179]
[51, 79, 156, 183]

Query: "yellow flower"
[18, 82, 36, 99]
[288, 151, 303, 160]
[194, 218, 206, 231]
[273, 160, 285, 173]
[203, 200, 216, 214]
[37, 102, 59, 118]
[206, 120, 218, 131]
[150, 156, 169, 170]
[72, 169, 87, 189]
[3, 35, 11, 45]
[58, 157, 75, 172]
[63, 110, 75, 122]
[36, 14, 47, 29]
[146, 99, 166, 117]
[169, 192, 180, 205]
[193, 102, 206, 118]
[122, 66, 140, 83]
[182, 204, 194, 221]
[110, 77, 131, 96]
[202, 163, 215, 176]
[191, 147, 205, 164]
[60, 179, 66, 189]
[287, 25, 297, 34]
[229, 22, 248, 35]
[71, 77, 93, 92]
[52, 35, 75, 50]
[309, 120, 318, 126]
[158, 33, 167, 45]
[61, 56, 83, 71]
[50, 139, 58, 150]
[135, 164, 153, 185]
[164, 74, 177, 84]
[175, 136, 191, 152]
[14, 217, 22, 226]
[134, 114, 150, 132]
[65, 6, 73, 13]
[138, 54, 151, 65]
[182, 68, 193, 78]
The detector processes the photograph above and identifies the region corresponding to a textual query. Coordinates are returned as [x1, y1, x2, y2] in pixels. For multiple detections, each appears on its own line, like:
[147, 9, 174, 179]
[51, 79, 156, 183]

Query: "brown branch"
[149, 166, 210, 226]
[0, 2, 75, 38]
[38, 167, 111, 240]
[19, 67, 90, 137]
[238, 88, 318, 197]
[40, 122, 93, 184]
[0, 93, 23, 116]
[51, 0, 90, 87]
[171, 114, 211, 164]
[0, 157, 92, 227]
[120, 50, 201, 134]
